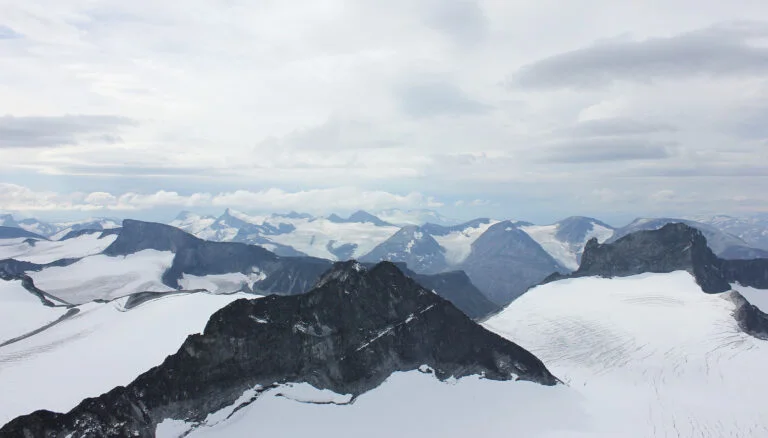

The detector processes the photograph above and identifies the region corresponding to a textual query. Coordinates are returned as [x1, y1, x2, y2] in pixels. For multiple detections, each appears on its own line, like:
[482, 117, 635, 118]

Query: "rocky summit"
[0, 261, 557, 438]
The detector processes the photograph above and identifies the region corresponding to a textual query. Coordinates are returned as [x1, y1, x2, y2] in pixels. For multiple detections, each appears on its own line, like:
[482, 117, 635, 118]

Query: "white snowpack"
[0, 279, 69, 345]
[157, 372, 586, 438]
[0, 233, 118, 265]
[169, 213, 217, 235]
[179, 270, 266, 294]
[0, 292, 257, 426]
[266, 217, 399, 260]
[520, 223, 613, 271]
[432, 220, 498, 265]
[49, 219, 121, 241]
[28, 249, 176, 304]
[484, 271, 768, 437]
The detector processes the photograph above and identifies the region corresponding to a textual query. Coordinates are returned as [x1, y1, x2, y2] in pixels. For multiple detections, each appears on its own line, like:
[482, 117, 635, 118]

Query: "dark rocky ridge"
[608, 217, 768, 260]
[729, 292, 768, 340]
[574, 223, 730, 293]
[1, 261, 558, 437]
[561, 222, 768, 294]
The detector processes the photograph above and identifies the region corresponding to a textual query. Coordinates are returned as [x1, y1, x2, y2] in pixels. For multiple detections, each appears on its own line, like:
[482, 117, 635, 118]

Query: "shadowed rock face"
[720, 258, 768, 289]
[1, 261, 558, 437]
[608, 218, 768, 260]
[575, 223, 730, 293]
[729, 292, 768, 340]
[461, 221, 567, 305]
[0, 226, 47, 240]
[571, 222, 768, 294]
[367, 261, 501, 319]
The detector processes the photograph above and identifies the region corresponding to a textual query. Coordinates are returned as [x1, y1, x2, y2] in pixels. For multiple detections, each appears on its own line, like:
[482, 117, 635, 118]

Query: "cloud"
[543, 138, 676, 163]
[255, 118, 403, 151]
[0, 25, 21, 39]
[422, 0, 487, 47]
[510, 22, 768, 89]
[395, 76, 491, 118]
[0, 115, 137, 148]
[561, 118, 677, 137]
[0, 183, 443, 213]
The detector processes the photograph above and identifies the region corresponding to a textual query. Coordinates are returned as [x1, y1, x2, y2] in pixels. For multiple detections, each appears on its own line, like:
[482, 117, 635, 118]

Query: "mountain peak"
[573, 222, 729, 292]
[314, 260, 367, 288]
[2, 261, 558, 437]
[347, 210, 391, 226]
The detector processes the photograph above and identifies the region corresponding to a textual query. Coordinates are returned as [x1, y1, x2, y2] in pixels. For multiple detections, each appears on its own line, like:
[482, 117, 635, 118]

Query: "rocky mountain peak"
[572, 223, 728, 292]
[2, 261, 558, 437]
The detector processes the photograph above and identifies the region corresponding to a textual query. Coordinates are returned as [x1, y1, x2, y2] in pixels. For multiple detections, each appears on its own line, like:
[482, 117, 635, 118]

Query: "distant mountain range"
[3, 209, 768, 305]
[2, 217, 767, 437]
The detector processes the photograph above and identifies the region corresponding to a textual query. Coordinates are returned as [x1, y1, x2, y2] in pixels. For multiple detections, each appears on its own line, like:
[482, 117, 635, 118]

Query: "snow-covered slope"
[695, 214, 768, 251]
[0, 291, 258, 426]
[485, 272, 768, 437]
[49, 218, 121, 241]
[158, 371, 585, 438]
[0, 232, 118, 264]
[267, 218, 398, 260]
[520, 217, 614, 271]
[374, 209, 458, 226]
[174, 209, 399, 261]
[0, 279, 69, 346]
[28, 249, 175, 304]
[179, 270, 266, 294]
[428, 220, 498, 265]
[170, 211, 217, 235]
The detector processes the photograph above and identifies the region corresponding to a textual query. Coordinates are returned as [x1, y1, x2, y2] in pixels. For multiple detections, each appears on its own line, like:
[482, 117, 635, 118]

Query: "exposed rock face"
[720, 258, 768, 289]
[729, 291, 768, 340]
[0, 262, 558, 437]
[576, 223, 730, 293]
[360, 225, 448, 274]
[372, 262, 500, 319]
[461, 221, 567, 305]
[608, 218, 768, 260]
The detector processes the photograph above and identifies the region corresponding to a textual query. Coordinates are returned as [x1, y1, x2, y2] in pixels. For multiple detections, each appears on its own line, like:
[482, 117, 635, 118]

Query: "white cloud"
[1, 1, 768, 223]
[0, 183, 442, 214]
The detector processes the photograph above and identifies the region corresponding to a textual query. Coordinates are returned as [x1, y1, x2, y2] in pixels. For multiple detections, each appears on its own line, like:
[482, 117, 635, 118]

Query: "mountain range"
[1, 218, 767, 437]
[3, 209, 768, 305]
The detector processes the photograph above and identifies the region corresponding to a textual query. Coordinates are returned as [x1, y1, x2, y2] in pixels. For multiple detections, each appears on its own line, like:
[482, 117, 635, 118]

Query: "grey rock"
[0, 261, 558, 437]
[575, 223, 730, 293]
[610, 218, 768, 260]
[460, 221, 567, 305]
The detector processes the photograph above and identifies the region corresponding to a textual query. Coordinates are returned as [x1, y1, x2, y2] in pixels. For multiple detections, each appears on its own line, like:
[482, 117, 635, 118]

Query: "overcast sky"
[1, 0, 767, 225]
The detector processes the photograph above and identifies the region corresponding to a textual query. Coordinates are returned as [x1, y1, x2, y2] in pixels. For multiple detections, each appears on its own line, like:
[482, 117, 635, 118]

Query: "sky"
[0, 0, 767, 225]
